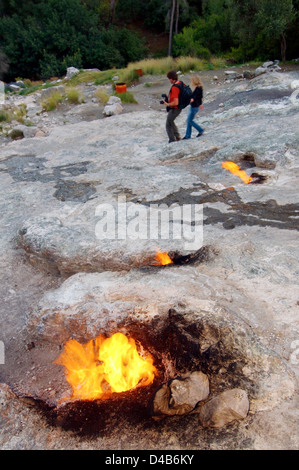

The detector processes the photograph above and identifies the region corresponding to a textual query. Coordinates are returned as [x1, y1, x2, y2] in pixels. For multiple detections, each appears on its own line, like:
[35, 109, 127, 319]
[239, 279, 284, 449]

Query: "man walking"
[162, 70, 182, 143]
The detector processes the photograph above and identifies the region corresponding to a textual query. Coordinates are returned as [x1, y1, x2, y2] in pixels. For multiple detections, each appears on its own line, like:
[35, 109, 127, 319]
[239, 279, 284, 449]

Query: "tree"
[0, 0, 147, 80]
[167, 0, 190, 56]
[168, 0, 176, 55]
[228, 0, 295, 61]
[109, 0, 118, 23]
[0, 49, 9, 79]
[255, 0, 294, 61]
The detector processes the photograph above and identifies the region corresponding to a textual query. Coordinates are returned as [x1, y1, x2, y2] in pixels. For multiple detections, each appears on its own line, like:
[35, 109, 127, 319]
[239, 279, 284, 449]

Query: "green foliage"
[41, 90, 64, 111]
[172, 3, 232, 58]
[0, 0, 148, 80]
[113, 90, 138, 103]
[0, 110, 12, 122]
[227, 0, 297, 60]
[66, 87, 84, 104]
[9, 128, 24, 140]
[173, 26, 211, 59]
[0, 0, 298, 81]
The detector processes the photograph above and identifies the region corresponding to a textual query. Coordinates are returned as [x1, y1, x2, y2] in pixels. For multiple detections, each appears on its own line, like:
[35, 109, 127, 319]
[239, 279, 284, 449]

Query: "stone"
[243, 70, 254, 80]
[35, 129, 46, 137]
[12, 124, 37, 139]
[65, 67, 80, 80]
[199, 388, 249, 428]
[103, 96, 123, 116]
[169, 372, 210, 410]
[152, 372, 209, 417]
[225, 71, 242, 80]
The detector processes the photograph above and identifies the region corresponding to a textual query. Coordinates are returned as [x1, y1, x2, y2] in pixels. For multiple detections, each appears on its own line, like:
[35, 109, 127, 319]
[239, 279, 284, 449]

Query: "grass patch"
[0, 109, 12, 122]
[94, 87, 110, 104]
[19, 84, 42, 96]
[13, 104, 27, 123]
[66, 87, 84, 104]
[41, 90, 64, 111]
[9, 129, 24, 140]
[113, 91, 137, 104]
[70, 70, 107, 86]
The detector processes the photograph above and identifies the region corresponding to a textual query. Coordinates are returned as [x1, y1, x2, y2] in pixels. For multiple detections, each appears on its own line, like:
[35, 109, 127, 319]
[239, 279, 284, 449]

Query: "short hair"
[167, 70, 178, 80]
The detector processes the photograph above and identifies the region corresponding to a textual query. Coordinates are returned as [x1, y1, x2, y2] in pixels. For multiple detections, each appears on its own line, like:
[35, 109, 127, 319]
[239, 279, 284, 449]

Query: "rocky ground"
[0, 62, 299, 450]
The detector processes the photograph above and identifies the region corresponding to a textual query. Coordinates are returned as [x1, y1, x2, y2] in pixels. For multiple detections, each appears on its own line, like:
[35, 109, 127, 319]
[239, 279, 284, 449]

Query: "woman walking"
[183, 75, 204, 140]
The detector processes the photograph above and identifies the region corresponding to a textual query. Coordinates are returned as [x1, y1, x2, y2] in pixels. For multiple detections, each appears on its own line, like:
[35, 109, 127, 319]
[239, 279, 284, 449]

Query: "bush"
[41, 91, 64, 111]
[94, 88, 110, 104]
[0, 0, 148, 81]
[9, 129, 24, 140]
[66, 87, 84, 104]
[0, 110, 12, 122]
[113, 91, 137, 104]
[172, 26, 211, 60]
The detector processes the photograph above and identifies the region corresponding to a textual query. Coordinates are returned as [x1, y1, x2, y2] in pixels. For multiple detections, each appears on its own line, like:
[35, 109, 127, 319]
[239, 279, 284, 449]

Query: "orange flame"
[54, 333, 157, 401]
[154, 249, 173, 266]
[222, 161, 252, 184]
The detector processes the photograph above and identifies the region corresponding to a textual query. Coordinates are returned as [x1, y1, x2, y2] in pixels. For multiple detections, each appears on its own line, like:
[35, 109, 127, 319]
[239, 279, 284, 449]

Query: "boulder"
[65, 67, 80, 80]
[199, 388, 249, 428]
[12, 124, 37, 139]
[152, 371, 210, 417]
[103, 96, 123, 116]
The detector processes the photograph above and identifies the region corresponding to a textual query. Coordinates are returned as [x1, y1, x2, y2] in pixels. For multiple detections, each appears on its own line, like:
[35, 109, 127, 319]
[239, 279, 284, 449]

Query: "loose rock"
[199, 388, 250, 428]
[152, 371, 210, 417]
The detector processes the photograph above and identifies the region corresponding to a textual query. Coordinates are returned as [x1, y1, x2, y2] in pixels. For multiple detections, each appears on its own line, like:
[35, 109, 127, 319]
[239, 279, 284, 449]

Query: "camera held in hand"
[160, 93, 168, 105]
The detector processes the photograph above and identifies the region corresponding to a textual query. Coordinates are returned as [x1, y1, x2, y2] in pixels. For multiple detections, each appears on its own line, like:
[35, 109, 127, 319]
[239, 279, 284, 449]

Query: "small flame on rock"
[222, 161, 252, 184]
[54, 332, 157, 401]
[154, 249, 174, 266]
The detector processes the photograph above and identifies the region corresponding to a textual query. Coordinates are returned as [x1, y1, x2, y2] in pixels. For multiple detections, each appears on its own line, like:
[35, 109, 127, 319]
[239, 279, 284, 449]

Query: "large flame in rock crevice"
[222, 161, 252, 184]
[54, 333, 157, 401]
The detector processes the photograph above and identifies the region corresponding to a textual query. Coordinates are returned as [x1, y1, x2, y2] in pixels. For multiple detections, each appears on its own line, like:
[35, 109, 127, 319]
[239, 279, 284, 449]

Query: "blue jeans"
[185, 106, 204, 138]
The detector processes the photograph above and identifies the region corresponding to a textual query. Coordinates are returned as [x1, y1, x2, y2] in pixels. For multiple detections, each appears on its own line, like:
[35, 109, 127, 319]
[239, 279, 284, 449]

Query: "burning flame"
[54, 333, 157, 401]
[154, 249, 173, 266]
[222, 161, 252, 184]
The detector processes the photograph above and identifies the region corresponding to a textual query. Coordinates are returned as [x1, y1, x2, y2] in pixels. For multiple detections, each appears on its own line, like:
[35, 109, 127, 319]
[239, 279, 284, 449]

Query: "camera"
[160, 93, 168, 105]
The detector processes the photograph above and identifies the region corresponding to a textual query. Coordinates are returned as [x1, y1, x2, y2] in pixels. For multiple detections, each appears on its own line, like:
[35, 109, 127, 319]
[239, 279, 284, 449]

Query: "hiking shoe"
[196, 131, 204, 137]
[182, 136, 190, 140]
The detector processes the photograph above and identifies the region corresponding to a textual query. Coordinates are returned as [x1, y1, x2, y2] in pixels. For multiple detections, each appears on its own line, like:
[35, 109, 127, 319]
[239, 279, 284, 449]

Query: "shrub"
[66, 87, 84, 104]
[0, 110, 12, 122]
[94, 88, 110, 104]
[10, 129, 24, 140]
[41, 90, 64, 111]
[13, 104, 27, 122]
[113, 91, 137, 104]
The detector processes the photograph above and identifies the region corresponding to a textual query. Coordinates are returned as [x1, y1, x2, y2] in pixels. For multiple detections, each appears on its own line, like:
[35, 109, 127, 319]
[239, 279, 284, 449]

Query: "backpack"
[173, 81, 193, 109]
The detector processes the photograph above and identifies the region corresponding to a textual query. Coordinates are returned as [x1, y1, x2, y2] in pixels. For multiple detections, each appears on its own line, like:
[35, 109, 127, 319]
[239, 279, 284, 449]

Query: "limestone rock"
[103, 96, 123, 116]
[225, 70, 242, 80]
[12, 124, 37, 139]
[65, 67, 80, 80]
[152, 371, 209, 417]
[199, 388, 249, 428]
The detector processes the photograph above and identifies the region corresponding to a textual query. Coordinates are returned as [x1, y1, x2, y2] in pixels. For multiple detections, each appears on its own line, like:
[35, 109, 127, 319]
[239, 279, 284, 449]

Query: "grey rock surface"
[0, 64, 298, 450]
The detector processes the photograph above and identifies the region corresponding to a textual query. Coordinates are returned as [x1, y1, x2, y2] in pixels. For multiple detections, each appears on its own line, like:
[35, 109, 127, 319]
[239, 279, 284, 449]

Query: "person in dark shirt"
[183, 75, 205, 139]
